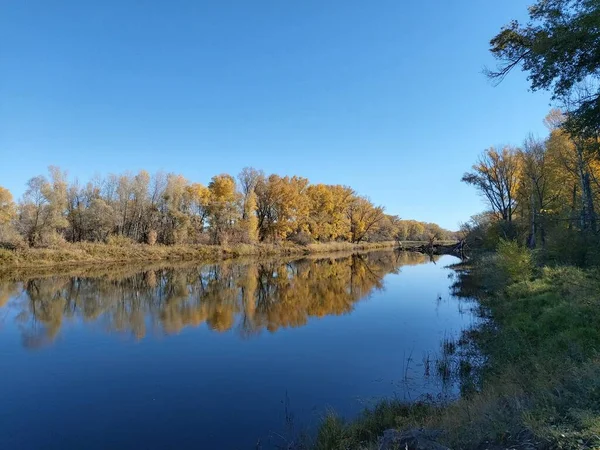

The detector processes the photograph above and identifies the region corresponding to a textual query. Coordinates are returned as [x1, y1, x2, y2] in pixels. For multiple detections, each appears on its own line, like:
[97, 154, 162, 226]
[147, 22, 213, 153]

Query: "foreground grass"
[0, 241, 399, 268]
[313, 254, 600, 449]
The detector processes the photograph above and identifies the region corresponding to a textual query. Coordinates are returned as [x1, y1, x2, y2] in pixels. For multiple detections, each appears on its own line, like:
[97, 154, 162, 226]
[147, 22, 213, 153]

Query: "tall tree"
[0, 186, 19, 248]
[307, 184, 354, 241]
[159, 174, 190, 244]
[237, 168, 262, 243]
[0, 187, 15, 225]
[518, 135, 562, 248]
[6, 167, 449, 247]
[255, 175, 310, 241]
[186, 182, 210, 240]
[18, 167, 68, 246]
[346, 196, 385, 243]
[207, 174, 240, 244]
[462, 147, 522, 223]
[237, 167, 263, 220]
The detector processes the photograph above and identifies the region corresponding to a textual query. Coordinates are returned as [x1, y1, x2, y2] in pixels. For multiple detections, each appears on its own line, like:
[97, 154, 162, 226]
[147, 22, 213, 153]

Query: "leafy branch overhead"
[487, 0, 600, 134]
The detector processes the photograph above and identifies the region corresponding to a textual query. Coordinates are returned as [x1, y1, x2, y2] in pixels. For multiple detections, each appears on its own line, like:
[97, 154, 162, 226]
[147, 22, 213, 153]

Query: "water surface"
[0, 251, 475, 449]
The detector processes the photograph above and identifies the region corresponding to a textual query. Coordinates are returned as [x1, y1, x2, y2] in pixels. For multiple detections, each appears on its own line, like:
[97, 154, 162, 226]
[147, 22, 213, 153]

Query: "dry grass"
[0, 241, 399, 269]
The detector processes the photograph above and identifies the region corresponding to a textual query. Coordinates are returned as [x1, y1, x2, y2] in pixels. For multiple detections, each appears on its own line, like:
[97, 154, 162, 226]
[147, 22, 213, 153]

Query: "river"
[0, 250, 476, 449]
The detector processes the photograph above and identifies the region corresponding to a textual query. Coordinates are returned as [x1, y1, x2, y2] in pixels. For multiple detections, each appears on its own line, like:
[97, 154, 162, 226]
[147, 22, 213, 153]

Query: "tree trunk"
[527, 188, 536, 249]
[576, 142, 597, 231]
[568, 184, 578, 231]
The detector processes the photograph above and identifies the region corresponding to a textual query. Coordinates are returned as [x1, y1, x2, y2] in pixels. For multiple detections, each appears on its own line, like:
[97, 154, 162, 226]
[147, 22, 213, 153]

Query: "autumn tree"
[307, 184, 354, 241]
[368, 214, 400, 242]
[462, 113, 600, 257]
[6, 167, 451, 247]
[207, 174, 240, 244]
[0, 186, 20, 248]
[237, 167, 262, 219]
[65, 178, 113, 242]
[241, 189, 259, 243]
[255, 175, 310, 241]
[107, 171, 151, 241]
[185, 182, 210, 241]
[158, 174, 190, 244]
[545, 118, 599, 232]
[128, 170, 151, 241]
[488, 2, 600, 232]
[0, 187, 15, 225]
[346, 196, 385, 243]
[18, 167, 68, 246]
[462, 147, 521, 223]
[518, 134, 564, 248]
[237, 168, 262, 242]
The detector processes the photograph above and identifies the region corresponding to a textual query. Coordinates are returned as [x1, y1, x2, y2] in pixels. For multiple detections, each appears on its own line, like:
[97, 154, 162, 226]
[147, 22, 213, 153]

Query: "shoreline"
[313, 253, 600, 449]
[0, 241, 459, 269]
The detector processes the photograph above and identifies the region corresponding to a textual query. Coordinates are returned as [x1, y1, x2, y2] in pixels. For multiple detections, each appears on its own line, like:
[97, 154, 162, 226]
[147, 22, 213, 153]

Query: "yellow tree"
[346, 195, 385, 243]
[185, 182, 210, 236]
[207, 174, 240, 244]
[307, 184, 354, 241]
[241, 190, 259, 242]
[159, 174, 190, 244]
[0, 186, 20, 247]
[255, 175, 310, 241]
[406, 221, 425, 240]
[517, 134, 565, 248]
[0, 186, 15, 224]
[546, 124, 600, 232]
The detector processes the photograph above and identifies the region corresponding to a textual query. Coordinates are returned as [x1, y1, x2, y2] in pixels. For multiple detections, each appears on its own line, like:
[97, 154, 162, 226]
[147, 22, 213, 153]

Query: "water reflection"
[1, 251, 440, 349]
[0, 252, 475, 450]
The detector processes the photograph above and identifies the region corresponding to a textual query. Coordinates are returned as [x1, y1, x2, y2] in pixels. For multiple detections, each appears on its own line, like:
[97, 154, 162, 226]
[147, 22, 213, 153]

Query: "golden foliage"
[6, 166, 452, 249]
[1, 251, 434, 344]
[0, 187, 15, 225]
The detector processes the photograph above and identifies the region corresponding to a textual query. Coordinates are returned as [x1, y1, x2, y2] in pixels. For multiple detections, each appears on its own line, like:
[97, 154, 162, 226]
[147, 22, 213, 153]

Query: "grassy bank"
[313, 246, 600, 449]
[0, 240, 400, 268]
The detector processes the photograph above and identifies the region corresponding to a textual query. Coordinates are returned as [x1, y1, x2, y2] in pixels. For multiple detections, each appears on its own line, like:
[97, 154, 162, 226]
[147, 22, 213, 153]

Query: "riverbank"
[0, 240, 460, 269]
[0, 241, 402, 268]
[313, 248, 600, 449]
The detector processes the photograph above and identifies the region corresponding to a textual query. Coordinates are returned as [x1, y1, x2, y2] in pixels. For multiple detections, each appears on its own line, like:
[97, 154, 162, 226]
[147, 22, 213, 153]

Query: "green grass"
[313, 401, 442, 450]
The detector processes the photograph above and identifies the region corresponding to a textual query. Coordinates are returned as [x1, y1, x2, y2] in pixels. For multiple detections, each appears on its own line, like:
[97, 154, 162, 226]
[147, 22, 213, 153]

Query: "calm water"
[0, 251, 476, 450]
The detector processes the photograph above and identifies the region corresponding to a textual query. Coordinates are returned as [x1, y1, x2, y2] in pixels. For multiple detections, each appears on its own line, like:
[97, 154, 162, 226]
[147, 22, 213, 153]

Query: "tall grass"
[0, 241, 399, 268]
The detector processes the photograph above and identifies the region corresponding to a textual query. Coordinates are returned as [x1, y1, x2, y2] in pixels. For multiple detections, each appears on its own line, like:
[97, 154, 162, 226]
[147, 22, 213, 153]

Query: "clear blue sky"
[0, 1, 552, 230]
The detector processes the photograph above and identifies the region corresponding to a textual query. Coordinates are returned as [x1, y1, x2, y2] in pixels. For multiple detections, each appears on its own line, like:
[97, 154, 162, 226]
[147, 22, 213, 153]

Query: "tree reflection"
[0, 251, 439, 348]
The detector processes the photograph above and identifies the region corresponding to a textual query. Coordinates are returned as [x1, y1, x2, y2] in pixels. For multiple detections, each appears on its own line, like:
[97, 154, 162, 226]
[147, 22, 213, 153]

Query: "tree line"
[462, 110, 599, 255]
[462, 0, 600, 265]
[0, 168, 455, 249]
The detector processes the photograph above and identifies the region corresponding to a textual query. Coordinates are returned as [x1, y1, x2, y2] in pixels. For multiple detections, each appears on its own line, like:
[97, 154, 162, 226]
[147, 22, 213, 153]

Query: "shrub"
[36, 231, 67, 248]
[0, 224, 26, 250]
[496, 239, 533, 284]
[289, 231, 313, 246]
[543, 228, 589, 266]
[146, 230, 157, 246]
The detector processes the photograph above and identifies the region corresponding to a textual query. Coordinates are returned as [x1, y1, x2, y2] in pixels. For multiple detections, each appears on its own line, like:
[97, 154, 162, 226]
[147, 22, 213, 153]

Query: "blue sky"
[0, 1, 552, 230]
